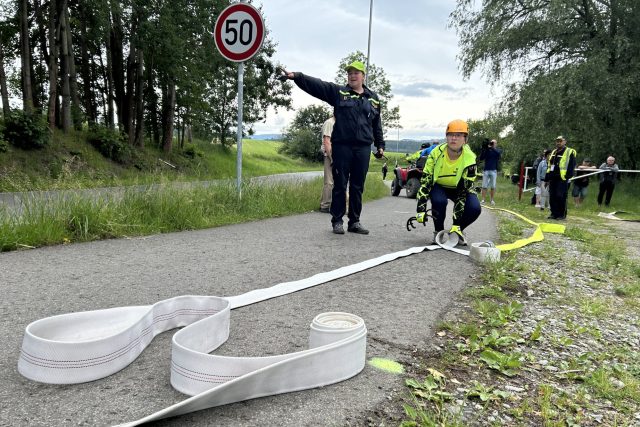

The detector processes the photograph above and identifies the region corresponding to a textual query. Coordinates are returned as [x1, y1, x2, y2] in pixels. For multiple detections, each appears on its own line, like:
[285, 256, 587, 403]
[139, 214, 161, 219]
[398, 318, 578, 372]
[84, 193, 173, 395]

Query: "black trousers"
[331, 144, 370, 227]
[597, 181, 615, 206]
[548, 178, 568, 218]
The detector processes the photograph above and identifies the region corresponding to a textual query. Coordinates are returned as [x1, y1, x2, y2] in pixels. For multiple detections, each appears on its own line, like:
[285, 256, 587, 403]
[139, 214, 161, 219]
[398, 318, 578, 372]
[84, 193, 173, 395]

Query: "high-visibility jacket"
[417, 144, 477, 225]
[546, 147, 576, 181]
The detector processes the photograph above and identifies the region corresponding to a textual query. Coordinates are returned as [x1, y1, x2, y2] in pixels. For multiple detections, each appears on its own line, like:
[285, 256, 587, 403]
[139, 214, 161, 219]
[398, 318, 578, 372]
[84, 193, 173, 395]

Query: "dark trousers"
[597, 181, 615, 206]
[548, 178, 568, 218]
[331, 144, 370, 227]
[430, 184, 481, 232]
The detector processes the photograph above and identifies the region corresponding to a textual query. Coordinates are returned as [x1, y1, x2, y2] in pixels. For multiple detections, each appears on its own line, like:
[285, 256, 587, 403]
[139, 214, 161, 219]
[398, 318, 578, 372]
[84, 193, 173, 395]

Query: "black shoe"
[332, 223, 345, 234]
[547, 215, 557, 220]
[556, 216, 566, 220]
[347, 222, 369, 235]
[319, 207, 330, 213]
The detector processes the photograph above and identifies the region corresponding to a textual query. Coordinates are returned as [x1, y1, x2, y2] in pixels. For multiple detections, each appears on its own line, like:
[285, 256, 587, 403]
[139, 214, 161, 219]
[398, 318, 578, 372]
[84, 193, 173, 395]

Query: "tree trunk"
[145, 53, 159, 146]
[60, 7, 72, 133]
[104, 36, 115, 128]
[109, 8, 125, 130]
[125, 49, 135, 145]
[47, 0, 58, 129]
[134, 47, 144, 147]
[0, 46, 10, 116]
[20, 0, 34, 114]
[64, 7, 81, 130]
[78, 10, 95, 125]
[162, 80, 175, 153]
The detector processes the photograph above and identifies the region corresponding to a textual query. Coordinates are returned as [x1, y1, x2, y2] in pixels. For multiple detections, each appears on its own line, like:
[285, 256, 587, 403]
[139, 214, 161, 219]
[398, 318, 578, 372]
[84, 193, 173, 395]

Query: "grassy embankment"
[398, 177, 640, 426]
[0, 133, 389, 251]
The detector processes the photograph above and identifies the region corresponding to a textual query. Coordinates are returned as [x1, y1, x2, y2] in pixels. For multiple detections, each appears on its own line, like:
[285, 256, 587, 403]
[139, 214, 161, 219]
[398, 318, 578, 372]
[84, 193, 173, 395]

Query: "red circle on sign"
[214, 3, 265, 62]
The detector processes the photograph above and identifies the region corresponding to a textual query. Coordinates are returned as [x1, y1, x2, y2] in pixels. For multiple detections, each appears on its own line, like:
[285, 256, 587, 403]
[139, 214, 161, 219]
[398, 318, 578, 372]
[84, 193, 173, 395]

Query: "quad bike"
[390, 157, 426, 199]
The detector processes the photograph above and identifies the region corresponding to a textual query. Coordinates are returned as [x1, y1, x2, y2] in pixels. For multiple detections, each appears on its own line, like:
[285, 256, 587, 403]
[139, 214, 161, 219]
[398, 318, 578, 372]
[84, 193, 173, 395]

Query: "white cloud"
[252, 0, 500, 140]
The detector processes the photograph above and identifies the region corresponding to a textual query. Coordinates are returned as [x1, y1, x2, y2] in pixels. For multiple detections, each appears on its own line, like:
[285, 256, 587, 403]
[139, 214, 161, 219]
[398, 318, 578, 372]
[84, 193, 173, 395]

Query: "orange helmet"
[446, 119, 469, 135]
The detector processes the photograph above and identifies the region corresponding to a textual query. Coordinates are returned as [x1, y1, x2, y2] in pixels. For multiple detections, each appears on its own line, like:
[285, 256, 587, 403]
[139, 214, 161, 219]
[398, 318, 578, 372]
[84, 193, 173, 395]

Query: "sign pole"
[236, 62, 244, 197]
[213, 1, 265, 197]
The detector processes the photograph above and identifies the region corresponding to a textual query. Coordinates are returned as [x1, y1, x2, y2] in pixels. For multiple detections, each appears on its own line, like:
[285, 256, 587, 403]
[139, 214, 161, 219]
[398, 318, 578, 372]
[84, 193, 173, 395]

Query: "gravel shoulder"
[359, 213, 640, 426]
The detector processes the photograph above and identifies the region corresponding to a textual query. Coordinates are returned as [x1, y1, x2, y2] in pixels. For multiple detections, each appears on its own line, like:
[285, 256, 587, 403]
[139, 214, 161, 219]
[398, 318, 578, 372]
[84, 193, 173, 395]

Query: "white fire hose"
[18, 246, 430, 426]
[18, 207, 559, 425]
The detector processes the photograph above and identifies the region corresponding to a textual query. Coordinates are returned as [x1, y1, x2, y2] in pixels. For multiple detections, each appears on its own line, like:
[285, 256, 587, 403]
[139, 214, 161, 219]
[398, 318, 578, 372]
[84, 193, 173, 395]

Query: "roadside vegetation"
[394, 177, 640, 426]
[0, 136, 389, 252]
[0, 131, 320, 192]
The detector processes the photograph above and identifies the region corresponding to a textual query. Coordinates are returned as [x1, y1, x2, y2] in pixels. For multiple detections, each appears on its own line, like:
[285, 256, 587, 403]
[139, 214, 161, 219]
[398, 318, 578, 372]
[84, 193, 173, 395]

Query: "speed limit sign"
[214, 3, 265, 62]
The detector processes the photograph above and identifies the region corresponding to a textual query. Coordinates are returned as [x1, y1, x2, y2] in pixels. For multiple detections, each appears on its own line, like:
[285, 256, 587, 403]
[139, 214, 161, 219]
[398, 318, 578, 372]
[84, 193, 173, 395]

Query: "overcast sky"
[253, 0, 501, 140]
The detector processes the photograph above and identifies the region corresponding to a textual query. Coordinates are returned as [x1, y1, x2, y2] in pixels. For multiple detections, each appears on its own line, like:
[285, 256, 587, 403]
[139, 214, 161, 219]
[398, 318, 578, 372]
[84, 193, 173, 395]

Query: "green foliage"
[3, 111, 49, 150]
[478, 348, 522, 376]
[87, 126, 131, 164]
[335, 50, 401, 133]
[451, 0, 640, 169]
[279, 105, 330, 162]
[466, 381, 511, 402]
[182, 143, 203, 159]
[279, 128, 321, 162]
[0, 118, 7, 153]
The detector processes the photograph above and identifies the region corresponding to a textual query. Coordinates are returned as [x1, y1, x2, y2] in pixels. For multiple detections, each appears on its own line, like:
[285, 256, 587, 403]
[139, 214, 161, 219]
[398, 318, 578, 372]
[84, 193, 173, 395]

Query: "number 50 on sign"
[214, 3, 265, 62]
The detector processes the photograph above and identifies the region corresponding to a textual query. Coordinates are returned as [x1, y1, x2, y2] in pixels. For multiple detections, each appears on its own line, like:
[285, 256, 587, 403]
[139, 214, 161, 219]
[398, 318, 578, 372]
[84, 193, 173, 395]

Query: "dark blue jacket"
[479, 147, 502, 171]
[293, 73, 385, 149]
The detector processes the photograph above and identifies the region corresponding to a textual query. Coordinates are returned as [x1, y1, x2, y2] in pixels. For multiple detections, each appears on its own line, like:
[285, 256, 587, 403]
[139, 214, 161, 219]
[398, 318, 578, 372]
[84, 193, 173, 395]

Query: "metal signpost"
[214, 1, 265, 195]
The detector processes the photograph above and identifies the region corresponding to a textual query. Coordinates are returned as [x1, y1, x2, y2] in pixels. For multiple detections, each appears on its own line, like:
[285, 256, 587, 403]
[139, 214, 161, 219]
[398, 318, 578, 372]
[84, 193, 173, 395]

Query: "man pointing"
[280, 61, 385, 235]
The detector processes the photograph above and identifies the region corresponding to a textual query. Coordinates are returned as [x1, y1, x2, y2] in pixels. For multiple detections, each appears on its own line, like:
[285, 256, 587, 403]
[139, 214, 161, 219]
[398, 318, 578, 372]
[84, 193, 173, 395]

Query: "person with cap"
[597, 156, 620, 207]
[411, 119, 481, 244]
[279, 61, 385, 235]
[571, 159, 597, 207]
[544, 136, 576, 220]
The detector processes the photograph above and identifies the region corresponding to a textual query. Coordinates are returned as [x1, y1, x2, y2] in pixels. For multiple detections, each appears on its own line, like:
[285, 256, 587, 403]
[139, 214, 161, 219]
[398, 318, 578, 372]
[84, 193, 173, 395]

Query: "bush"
[3, 111, 50, 150]
[87, 126, 131, 163]
[182, 143, 203, 159]
[278, 128, 322, 162]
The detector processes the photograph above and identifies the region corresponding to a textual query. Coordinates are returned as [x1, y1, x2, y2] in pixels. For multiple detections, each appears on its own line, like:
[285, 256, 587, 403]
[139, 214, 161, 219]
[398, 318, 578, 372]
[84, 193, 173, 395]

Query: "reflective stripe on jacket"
[292, 73, 384, 149]
[547, 147, 576, 180]
[417, 144, 477, 224]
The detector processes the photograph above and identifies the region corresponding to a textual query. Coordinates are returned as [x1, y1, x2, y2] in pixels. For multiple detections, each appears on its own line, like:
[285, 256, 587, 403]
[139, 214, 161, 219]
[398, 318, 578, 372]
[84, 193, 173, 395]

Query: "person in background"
[571, 159, 597, 207]
[544, 136, 576, 220]
[479, 138, 502, 205]
[279, 61, 385, 235]
[531, 150, 545, 205]
[535, 149, 551, 210]
[319, 115, 335, 213]
[412, 119, 480, 244]
[597, 156, 619, 207]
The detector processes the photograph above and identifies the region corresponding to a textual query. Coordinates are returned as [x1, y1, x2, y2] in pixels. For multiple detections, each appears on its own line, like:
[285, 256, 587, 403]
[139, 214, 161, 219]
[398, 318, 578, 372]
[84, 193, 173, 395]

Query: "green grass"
[0, 130, 320, 192]
[0, 174, 388, 252]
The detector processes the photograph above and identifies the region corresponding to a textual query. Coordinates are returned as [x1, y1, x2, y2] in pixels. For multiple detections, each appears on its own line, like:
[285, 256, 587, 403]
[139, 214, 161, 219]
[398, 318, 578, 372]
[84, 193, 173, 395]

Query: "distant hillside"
[250, 134, 282, 141]
[384, 139, 444, 154]
[248, 134, 443, 153]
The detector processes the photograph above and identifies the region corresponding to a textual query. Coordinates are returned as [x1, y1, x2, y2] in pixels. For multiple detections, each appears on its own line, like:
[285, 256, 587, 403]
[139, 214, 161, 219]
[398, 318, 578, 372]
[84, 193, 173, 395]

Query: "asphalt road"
[0, 192, 497, 427]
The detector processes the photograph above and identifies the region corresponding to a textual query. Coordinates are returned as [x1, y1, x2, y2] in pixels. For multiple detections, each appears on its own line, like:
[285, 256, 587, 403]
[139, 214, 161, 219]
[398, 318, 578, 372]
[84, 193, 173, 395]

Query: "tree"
[451, 0, 640, 169]
[334, 50, 400, 135]
[279, 104, 331, 162]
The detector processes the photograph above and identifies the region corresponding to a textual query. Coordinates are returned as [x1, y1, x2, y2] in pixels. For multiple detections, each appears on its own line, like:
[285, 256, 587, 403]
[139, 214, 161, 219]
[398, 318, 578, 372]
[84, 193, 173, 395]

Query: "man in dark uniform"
[544, 136, 576, 220]
[280, 61, 385, 235]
